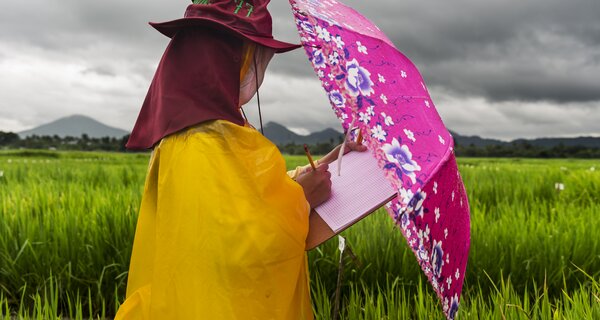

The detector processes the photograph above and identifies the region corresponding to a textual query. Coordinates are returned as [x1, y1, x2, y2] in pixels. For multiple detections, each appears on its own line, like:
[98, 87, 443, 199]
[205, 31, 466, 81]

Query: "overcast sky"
[1, 0, 599, 140]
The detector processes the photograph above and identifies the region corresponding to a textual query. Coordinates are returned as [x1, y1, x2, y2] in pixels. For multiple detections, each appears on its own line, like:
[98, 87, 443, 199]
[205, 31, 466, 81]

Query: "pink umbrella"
[289, 0, 471, 318]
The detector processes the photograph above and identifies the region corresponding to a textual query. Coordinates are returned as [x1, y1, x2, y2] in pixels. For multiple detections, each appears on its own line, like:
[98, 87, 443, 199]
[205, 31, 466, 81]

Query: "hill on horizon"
[263, 122, 344, 146]
[18, 115, 129, 139]
[12, 115, 600, 149]
[265, 124, 600, 149]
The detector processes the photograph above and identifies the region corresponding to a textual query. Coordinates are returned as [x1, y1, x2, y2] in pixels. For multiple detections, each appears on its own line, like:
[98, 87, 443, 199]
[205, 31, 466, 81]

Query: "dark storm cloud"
[268, 0, 600, 104]
[1, 0, 599, 139]
[0, 2, 177, 49]
[6, 0, 598, 105]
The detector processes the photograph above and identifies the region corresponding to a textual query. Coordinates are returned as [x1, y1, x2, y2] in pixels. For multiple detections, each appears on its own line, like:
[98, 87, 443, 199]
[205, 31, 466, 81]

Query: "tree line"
[454, 141, 600, 158]
[0, 131, 130, 152]
[1, 131, 599, 157]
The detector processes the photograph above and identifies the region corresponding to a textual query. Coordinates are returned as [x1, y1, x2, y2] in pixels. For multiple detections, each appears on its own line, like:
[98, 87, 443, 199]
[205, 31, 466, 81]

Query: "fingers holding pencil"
[295, 163, 332, 207]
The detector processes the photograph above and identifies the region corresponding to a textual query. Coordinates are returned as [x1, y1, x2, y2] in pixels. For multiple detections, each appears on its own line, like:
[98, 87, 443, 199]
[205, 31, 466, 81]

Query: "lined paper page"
[315, 151, 397, 232]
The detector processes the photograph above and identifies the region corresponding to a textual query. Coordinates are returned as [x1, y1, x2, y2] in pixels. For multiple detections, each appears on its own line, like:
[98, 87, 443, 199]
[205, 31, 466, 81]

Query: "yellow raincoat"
[116, 120, 313, 319]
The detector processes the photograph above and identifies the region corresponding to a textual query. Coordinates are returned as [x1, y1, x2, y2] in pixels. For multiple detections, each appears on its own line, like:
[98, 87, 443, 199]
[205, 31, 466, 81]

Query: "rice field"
[0, 150, 598, 319]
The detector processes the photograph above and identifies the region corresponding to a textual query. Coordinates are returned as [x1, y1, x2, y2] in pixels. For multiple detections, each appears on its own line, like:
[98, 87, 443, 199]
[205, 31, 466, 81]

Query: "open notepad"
[314, 150, 398, 233]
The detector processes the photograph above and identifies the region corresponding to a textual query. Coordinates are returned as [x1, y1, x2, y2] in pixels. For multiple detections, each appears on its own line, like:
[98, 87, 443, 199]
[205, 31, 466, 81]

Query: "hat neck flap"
[126, 29, 245, 150]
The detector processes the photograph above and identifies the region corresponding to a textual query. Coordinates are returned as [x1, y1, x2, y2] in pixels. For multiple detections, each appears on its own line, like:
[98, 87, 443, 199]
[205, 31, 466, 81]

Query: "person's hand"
[317, 141, 368, 166]
[295, 163, 332, 208]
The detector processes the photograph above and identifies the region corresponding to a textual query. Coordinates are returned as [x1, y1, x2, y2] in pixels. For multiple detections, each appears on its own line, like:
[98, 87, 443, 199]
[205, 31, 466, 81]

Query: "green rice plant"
[307, 157, 600, 315]
[0, 151, 598, 318]
[0, 152, 146, 316]
[307, 273, 600, 319]
[2, 273, 597, 319]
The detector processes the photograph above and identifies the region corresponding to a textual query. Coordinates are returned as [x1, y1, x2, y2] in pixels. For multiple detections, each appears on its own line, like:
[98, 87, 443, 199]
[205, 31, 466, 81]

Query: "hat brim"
[150, 18, 302, 54]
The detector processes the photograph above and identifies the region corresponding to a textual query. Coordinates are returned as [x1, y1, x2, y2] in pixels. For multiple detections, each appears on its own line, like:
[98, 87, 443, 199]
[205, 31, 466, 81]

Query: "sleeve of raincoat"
[287, 163, 313, 180]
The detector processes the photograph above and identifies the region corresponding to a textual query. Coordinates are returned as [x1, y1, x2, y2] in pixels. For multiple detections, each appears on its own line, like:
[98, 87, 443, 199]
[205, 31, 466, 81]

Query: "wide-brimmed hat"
[150, 0, 301, 53]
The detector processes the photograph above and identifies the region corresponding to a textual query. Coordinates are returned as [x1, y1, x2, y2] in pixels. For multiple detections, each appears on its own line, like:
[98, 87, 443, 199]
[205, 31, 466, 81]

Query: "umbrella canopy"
[289, 0, 471, 318]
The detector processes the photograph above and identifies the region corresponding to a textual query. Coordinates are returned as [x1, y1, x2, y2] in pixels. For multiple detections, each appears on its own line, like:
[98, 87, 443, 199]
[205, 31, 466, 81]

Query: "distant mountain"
[264, 122, 343, 145]
[264, 123, 600, 149]
[12, 116, 600, 149]
[18, 115, 129, 139]
[450, 131, 507, 147]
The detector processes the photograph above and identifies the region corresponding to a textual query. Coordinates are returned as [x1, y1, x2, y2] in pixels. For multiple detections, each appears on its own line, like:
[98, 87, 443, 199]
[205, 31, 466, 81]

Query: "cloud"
[0, 0, 598, 140]
[433, 87, 600, 140]
[0, 41, 147, 132]
[270, 0, 600, 103]
[423, 28, 600, 103]
[82, 65, 117, 77]
[241, 72, 342, 133]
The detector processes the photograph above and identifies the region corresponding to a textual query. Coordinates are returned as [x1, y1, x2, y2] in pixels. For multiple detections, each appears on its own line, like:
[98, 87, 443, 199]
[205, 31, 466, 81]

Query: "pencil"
[356, 130, 363, 145]
[303, 144, 317, 171]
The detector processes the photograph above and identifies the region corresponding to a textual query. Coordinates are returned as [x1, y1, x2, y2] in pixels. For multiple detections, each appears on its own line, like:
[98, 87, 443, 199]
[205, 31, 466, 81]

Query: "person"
[116, 1, 364, 319]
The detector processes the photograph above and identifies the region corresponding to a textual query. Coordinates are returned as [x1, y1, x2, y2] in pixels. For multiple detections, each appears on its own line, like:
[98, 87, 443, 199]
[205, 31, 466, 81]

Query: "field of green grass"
[0, 150, 598, 319]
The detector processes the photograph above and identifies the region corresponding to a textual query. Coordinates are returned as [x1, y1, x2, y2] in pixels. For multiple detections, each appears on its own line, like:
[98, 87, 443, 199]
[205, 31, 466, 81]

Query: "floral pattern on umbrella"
[289, 0, 471, 318]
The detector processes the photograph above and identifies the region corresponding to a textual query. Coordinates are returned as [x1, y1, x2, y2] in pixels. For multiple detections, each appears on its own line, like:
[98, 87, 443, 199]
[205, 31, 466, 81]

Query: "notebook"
[307, 150, 397, 249]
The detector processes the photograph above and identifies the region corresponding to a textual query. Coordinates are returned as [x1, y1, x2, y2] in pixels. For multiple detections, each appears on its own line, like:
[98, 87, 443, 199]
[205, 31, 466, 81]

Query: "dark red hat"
[150, 0, 301, 53]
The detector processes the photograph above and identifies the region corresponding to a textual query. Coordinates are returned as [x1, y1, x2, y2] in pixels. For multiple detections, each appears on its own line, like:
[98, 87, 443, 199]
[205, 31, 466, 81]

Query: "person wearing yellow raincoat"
[116, 1, 366, 319]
